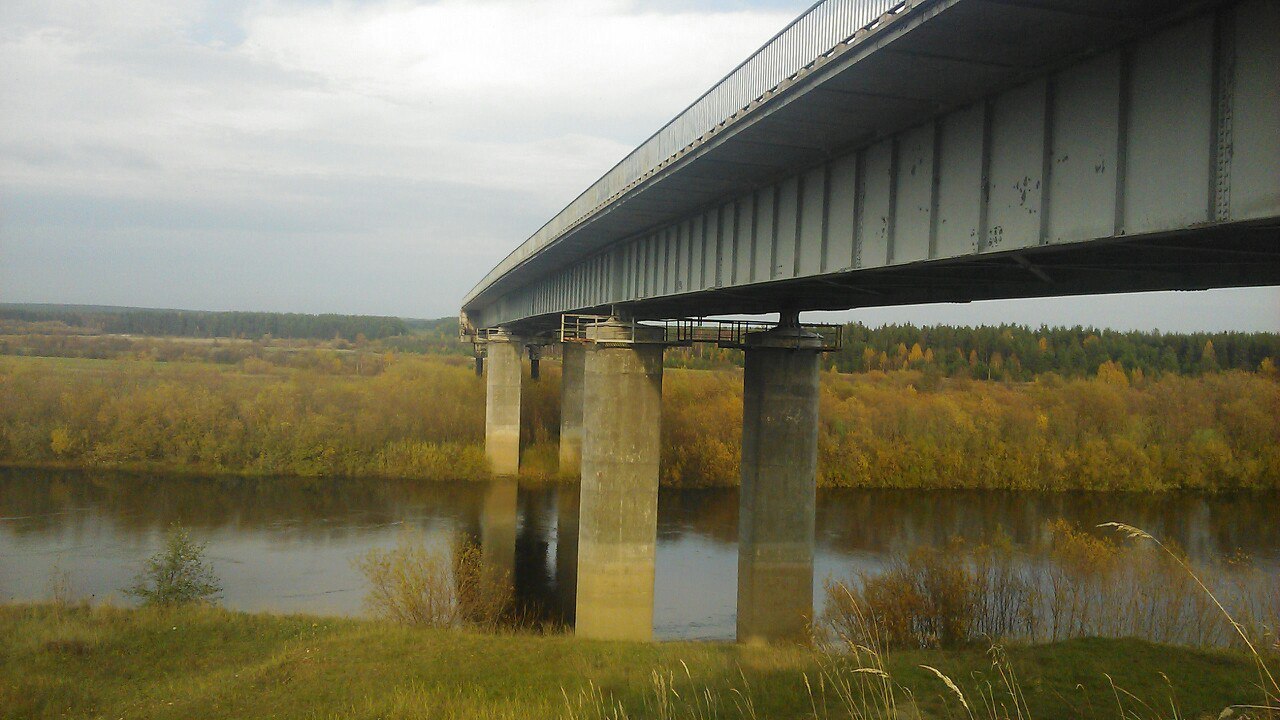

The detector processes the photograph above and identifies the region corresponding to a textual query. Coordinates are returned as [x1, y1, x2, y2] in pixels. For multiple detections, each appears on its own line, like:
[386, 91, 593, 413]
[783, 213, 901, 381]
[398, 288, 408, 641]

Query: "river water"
[1, 468, 1276, 640]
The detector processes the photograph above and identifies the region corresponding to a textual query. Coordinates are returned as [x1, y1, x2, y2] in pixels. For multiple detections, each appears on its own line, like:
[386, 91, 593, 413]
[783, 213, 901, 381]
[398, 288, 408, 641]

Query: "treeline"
[0, 327, 470, 365]
[0, 305, 408, 341]
[4, 306, 1276, 379]
[665, 323, 1279, 380]
[380, 317, 469, 355]
[2, 352, 1276, 492]
[831, 323, 1280, 379]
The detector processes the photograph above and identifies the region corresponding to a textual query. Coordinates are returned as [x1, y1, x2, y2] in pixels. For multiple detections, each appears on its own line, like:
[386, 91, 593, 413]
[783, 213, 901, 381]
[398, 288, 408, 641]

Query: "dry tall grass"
[561, 664, 764, 720]
[1099, 522, 1278, 717]
[822, 521, 1278, 651]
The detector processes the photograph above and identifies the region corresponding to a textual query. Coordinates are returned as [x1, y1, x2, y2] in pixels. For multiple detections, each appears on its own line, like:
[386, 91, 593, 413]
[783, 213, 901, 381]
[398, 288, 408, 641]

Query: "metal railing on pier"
[560, 314, 843, 351]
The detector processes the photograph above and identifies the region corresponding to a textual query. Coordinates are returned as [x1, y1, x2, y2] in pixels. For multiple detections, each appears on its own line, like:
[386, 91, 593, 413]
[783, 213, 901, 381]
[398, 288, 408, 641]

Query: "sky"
[2, 0, 1277, 331]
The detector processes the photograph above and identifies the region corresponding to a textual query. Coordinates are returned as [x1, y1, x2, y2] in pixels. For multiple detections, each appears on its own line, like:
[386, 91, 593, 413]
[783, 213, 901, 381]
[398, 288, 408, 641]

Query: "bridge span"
[459, 0, 1280, 642]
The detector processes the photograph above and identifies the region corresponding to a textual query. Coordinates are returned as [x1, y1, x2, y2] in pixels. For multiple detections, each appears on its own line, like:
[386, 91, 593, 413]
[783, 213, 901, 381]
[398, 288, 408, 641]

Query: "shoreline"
[5, 460, 1279, 496]
[2, 602, 1269, 719]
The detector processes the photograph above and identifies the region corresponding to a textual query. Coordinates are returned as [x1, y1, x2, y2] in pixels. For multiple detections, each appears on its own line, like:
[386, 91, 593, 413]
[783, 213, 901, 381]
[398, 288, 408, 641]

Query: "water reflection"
[479, 478, 517, 589]
[553, 484, 579, 625]
[814, 489, 1280, 567]
[0, 468, 1275, 640]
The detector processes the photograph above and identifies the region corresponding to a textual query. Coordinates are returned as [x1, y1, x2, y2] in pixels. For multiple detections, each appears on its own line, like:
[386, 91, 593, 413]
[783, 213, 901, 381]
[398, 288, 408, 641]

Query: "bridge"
[459, 0, 1280, 643]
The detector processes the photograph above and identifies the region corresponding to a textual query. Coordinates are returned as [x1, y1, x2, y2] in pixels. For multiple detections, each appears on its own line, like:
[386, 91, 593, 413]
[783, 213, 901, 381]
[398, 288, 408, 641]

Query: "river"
[1, 468, 1276, 640]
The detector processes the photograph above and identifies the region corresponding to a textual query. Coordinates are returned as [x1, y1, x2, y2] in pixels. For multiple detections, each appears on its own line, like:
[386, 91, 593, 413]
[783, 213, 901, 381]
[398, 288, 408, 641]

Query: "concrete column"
[737, 326, 822, 644]
[559, 343, 586, 476]
[484, 339, 522, 476]
[576, 329, 664, 641]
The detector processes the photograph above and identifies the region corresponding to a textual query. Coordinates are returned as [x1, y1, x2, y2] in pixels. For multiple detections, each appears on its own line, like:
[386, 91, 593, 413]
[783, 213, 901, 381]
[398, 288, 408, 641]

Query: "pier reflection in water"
[1, 468, 1276, 640]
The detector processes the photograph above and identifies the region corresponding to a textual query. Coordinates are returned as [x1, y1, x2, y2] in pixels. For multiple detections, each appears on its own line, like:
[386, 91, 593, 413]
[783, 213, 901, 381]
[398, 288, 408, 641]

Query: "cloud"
[2, 0, 794, 205]
[2, 0, 1276, 328]
[1, 0, 795, 315]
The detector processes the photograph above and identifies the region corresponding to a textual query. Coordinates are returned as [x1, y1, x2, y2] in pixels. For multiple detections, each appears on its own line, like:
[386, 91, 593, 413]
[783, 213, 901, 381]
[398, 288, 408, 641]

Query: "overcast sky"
[2, 0, 1277, 331]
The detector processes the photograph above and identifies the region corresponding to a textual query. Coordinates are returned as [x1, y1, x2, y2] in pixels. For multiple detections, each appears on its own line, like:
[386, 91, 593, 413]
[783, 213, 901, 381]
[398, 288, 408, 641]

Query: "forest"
[1, 343, 1276, 491]
[668, 322, 1280, 379]
[1, 306, 1277, 490]
[3, 304, 1278, 379]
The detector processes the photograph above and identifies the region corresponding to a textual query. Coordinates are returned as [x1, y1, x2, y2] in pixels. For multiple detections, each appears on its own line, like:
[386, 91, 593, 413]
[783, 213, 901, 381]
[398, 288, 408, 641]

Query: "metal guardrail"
[559, 313, 616, 343]
[470, 327, 509, 343]
[560, 314, 843, 351]
[464, 0, 908, 307]
[665, 319, 843, 351]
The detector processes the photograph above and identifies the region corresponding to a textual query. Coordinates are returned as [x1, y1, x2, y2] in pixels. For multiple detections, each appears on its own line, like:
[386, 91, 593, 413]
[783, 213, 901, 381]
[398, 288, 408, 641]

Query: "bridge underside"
[500, 220, 1280, 336]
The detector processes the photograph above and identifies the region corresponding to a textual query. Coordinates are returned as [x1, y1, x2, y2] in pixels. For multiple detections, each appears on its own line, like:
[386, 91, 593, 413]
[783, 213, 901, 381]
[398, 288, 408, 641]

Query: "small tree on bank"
[125, 524, 222, 606]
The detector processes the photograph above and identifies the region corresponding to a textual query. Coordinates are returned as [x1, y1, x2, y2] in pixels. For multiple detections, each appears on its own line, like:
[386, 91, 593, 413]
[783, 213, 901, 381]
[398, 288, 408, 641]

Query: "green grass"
[0, 604, 1270, 719]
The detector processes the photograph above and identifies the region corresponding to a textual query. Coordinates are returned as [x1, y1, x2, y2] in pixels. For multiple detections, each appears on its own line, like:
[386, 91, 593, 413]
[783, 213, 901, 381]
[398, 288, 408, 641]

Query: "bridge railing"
[465, 0, 907, 307]
[665, 319, 843, 351]
[560, 314, 843, 351]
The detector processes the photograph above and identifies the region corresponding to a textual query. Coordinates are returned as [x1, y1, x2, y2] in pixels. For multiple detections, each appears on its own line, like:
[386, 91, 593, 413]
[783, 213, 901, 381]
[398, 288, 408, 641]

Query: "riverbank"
[2, 352, 1277, 492]
[1, 603, 1269, 720]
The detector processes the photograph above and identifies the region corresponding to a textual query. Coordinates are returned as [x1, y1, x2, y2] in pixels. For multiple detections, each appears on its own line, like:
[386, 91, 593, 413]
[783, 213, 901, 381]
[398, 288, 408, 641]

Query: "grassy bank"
[2, 351, 1278, 491]
[1, 603, 1270, 719]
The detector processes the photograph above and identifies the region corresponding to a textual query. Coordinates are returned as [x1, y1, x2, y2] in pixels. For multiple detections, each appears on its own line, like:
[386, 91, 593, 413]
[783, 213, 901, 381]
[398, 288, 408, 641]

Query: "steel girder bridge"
[457, 0, 1280, 643]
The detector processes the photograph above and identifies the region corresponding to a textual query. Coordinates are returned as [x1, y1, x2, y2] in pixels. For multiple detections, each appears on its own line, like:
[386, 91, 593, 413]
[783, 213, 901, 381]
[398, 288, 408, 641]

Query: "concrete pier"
[558, 343, 585, 476]
[737, 323, 822, 644]
[484, 339, 523, 476]
[575, 324, 664, 641]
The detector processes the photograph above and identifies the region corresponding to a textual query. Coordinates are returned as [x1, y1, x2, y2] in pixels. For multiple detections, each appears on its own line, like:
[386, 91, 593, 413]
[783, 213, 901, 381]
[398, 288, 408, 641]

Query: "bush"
[356, 530, 511, 629]
[124, 524, 222, 606]
[823, 521, 1279, 650]
[375, 440, 488, 481]
[825, 542, 980, 649]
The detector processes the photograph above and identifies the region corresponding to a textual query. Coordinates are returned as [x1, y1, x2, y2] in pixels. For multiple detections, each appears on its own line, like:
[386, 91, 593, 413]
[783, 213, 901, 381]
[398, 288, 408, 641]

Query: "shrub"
[356, 529, 511, 629]
[124, 524, 222, 606]
[450, 537, 514, 628]
[824, 542, 980, 649]
[824, 521, 1280, 650]
[375, 440, 488, 481]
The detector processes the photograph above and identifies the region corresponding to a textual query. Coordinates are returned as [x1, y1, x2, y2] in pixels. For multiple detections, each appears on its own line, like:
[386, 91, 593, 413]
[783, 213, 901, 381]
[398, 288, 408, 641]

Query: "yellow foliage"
[50, 426, 73, 456]
[908, 343, 924, 365]
[1096, 360, 1129, 387]
[1261, 357, 1278, 377]
[861, 347, 876, 372]
[1, 353, 1278, 492]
